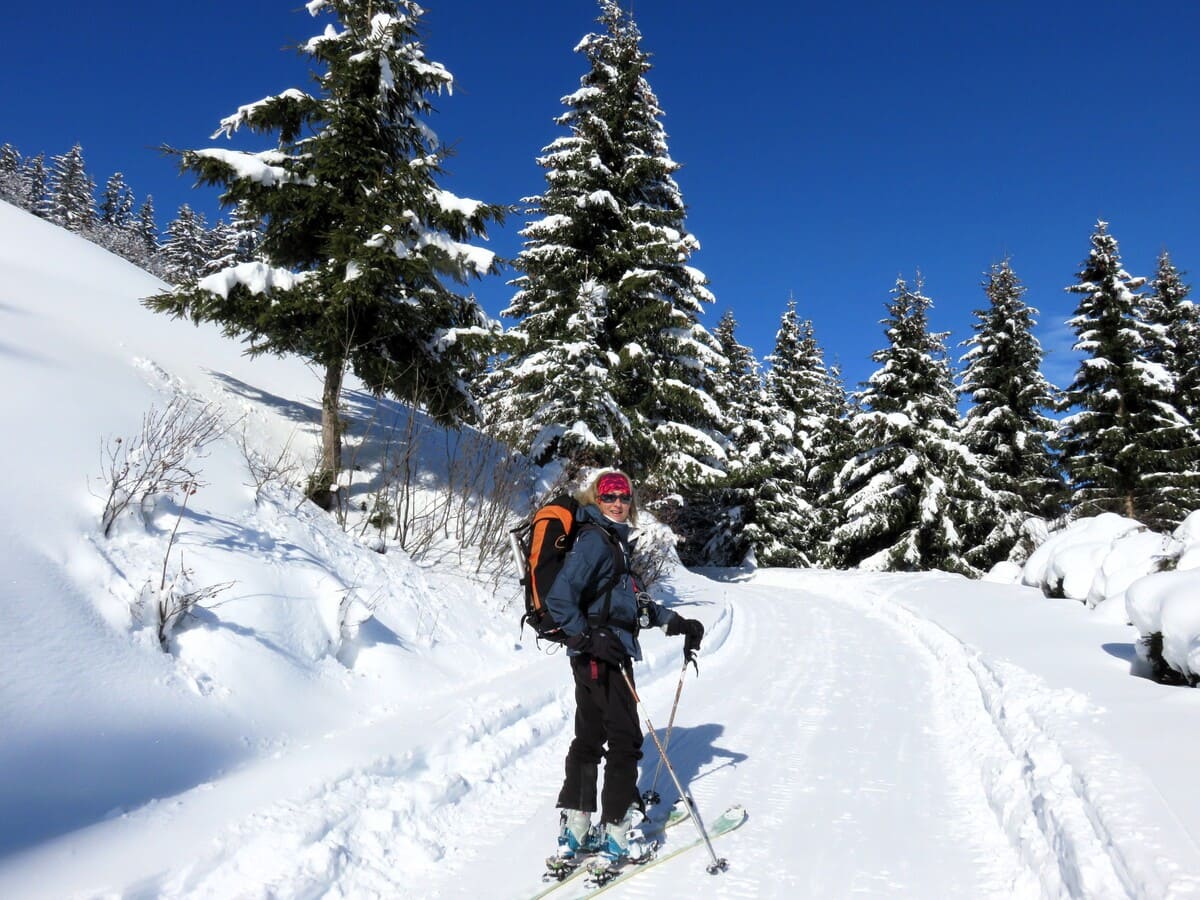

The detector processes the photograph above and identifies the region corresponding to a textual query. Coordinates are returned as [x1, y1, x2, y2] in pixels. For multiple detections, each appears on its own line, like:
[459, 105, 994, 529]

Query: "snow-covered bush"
[1016, 510, 1200, 685]
[1126, 572, 1200, 686]
[1021, 513, 1152, 603]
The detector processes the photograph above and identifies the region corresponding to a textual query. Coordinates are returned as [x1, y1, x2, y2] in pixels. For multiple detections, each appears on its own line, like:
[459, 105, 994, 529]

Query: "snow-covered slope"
[0, 200, 520, 870]
[2, 200, 1200, 899]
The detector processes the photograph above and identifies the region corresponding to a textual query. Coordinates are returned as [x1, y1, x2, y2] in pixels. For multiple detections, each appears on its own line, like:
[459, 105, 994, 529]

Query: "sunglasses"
[598, 492, 633, 504]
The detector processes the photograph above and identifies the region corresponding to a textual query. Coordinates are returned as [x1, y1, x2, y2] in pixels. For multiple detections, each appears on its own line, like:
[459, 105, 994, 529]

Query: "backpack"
[510, 495, 626, 644]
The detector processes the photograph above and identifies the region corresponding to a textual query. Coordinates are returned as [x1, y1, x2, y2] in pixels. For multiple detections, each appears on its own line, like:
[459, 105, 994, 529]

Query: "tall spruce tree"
[46, 144, 95, 231]
[22, 153, 48, 216]
[99, 172, 134, 228]
[1057, 222, 1197, 528]
[828, 276, 979, 573]
[489, 0, 726, 493]
[133, 195, 159, 258]
[0, 144, 22, 205]
[958, 259, 1064, 567]
[144, 0, 502, 497]
[1146, 252, 1200, 428]
[684, 309, 773, 565]
[161, 204, 211, 284]
[748, 298, 838, 567]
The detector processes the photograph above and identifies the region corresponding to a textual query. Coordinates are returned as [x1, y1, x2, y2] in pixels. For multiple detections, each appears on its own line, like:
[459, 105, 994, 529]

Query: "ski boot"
[544, 809, 601, 881]
[586, 805, 653, 885]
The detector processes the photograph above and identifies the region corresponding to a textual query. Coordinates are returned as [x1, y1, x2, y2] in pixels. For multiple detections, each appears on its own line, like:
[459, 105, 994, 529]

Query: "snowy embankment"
[3, 199, 1200, 899]
[0, 199, 529, 888]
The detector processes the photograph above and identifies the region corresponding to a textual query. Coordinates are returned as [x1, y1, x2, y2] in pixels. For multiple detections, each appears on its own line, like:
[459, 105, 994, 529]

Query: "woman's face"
[597, 488, 632, 523]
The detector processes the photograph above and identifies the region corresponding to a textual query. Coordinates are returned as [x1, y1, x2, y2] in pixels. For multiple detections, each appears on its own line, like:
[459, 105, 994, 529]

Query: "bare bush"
[140, 480, 233, 651]
[447, 430, 532, 580]
[236, 422, 302, 504]
[98, 397, 226, 537]
[151, 571, 233, 652]
[355, 406, 531, 587]
[630, 518, 678, 590]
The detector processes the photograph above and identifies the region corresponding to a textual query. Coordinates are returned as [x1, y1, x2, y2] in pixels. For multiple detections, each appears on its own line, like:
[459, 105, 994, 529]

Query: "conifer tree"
[489, 0, 726, 492]
[712, 309, 773, 474]
[1145, 252, 1200, 428]
[0, 144, 22, 205]
[22, 153, 48, 217]
[684, 309, 772, 565]
[958, 259, 1064, 567]
[133, 196, 158, 254]
[1057, 222, 1198, 528]
[747, 299, 827, 566]
[46, 144, 96, 231]
[220, 199, 263, 267]
[99, 172, 134, 228]
[828, 276, 979, 573]
[144, 0, 502, 496]
[161, 204, 211, 284]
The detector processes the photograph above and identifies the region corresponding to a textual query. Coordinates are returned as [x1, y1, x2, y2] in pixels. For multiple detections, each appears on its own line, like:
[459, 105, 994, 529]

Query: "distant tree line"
[9, 0, 1199, 577]
[0, 141, 262, 284]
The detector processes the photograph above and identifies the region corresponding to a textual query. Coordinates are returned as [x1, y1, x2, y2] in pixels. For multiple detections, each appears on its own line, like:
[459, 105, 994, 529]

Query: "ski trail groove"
[826, 574, 1182, 899]
[155, 681, 576, 898]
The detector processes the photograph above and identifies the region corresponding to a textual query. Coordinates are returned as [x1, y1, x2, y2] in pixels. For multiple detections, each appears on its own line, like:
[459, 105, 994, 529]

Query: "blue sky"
[5, 1, 1198, 392]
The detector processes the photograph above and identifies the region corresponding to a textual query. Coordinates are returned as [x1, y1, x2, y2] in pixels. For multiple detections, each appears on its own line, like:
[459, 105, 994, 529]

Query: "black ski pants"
[556, 655, 644, 824]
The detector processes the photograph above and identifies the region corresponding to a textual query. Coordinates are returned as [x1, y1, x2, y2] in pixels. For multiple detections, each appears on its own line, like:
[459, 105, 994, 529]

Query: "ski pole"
[619, 666, 728, 874]
[642, 660, 689, 806]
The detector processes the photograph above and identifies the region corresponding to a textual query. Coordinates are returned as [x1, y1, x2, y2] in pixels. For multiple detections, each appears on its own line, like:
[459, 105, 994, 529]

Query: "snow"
[212, 90, 312, 139]
[432, 188, 485, 219]
[192, 149, 311, 188]
[197, 260, 310, 298]
[2, 198, 1200, 898]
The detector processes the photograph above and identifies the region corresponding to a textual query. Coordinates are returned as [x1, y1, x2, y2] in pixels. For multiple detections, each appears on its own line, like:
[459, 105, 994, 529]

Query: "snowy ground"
[2, 200, 1200, 899]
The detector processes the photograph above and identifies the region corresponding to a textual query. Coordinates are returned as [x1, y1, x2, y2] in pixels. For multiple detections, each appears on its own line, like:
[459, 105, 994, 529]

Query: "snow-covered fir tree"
[45, 144, 96, 232]
[133, 196, 159, 258]
[99, 172, 134, 229]
[161, 204, 211, 285]
[21, 153, 48, 216]
[492, 277, 626, 475]
[1057, 222, 1199, 528]
[489, 0, 726, 494]
[1145, 251, 1200, 428]
[958, 259, 1064, 567]
[681, 309, 774, 565]
[0, 144, 22, 205]
[211, 199, 263, 270]
[828, 276, 980, 574]
[746, 299, 831, 566]
[144, 0, 502, 498]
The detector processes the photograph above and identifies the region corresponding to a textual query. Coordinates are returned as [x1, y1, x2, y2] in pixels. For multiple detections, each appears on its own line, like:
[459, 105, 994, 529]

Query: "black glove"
[666, 616, 704, 669]
[567, 628, 627, 667]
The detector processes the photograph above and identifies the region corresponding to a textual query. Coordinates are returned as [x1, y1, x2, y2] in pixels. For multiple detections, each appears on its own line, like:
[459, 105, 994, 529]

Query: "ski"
[529, 802, 692, 900]
[579, 804, 746, 896]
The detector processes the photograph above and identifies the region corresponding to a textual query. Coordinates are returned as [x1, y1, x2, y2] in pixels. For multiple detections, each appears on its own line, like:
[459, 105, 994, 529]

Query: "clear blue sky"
[5, 1, 1198, 392]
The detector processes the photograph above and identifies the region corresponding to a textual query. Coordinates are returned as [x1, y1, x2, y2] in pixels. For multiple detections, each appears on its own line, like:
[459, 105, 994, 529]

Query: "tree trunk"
[310, 360, 345, 510]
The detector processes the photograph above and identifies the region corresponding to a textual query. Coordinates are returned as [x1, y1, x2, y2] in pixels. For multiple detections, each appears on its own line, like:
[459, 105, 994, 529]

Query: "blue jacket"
[544, 504, 677, 661]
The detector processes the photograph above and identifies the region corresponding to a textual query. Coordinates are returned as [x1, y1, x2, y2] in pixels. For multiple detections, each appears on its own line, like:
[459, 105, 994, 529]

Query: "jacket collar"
[580, 502, 631, 541]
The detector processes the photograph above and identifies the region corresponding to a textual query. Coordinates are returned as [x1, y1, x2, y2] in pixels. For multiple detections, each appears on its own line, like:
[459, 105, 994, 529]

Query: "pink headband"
[596, 473, 631, 496]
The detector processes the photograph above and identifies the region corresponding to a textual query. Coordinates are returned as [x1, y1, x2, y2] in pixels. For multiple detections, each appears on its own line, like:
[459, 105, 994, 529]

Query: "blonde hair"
[577, 469, 639, 526]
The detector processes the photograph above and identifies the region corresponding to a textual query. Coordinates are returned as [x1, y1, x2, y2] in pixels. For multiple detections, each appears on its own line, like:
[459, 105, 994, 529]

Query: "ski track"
[799, 572, 1200, 900]
[145, 679, 579, 899]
